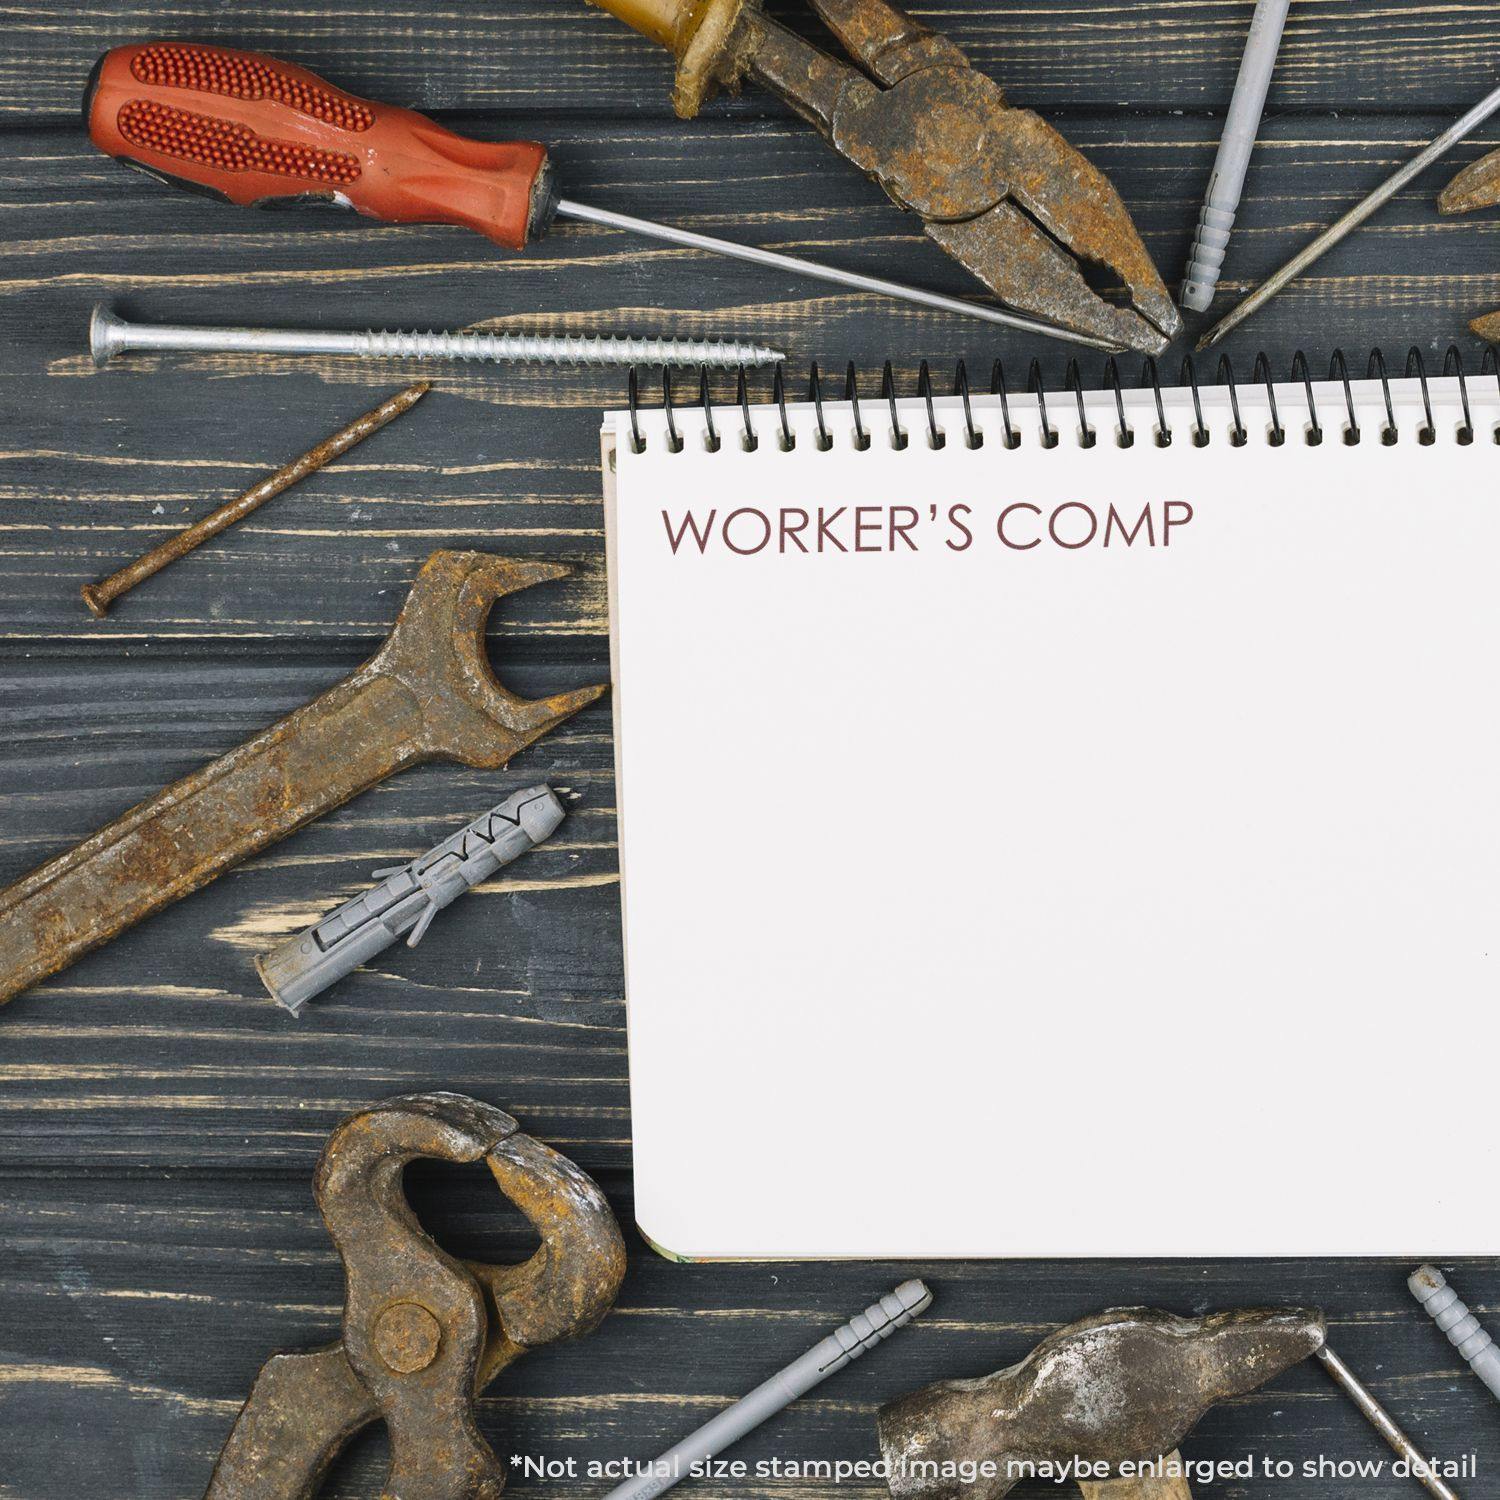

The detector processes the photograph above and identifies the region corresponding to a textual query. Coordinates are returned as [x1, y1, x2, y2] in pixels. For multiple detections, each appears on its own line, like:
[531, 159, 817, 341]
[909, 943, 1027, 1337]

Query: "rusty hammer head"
[372, 550, 608, 770]
[879, 1307, 1326, 1500]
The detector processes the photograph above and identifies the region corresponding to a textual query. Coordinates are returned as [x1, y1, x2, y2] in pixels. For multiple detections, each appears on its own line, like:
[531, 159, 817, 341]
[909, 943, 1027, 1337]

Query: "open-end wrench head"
[375, 551, 609, 769]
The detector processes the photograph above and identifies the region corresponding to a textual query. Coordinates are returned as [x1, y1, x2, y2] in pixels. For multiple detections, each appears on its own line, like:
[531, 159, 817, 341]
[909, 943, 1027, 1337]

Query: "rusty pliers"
[203, 1094, 627, 1500]
[1440, 149, 1500, 341]
[589, 0, 1181, 353]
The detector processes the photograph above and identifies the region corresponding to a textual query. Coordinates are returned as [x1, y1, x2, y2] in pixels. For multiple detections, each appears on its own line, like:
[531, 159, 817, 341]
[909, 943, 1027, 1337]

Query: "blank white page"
[603, 374, 1500, 1260]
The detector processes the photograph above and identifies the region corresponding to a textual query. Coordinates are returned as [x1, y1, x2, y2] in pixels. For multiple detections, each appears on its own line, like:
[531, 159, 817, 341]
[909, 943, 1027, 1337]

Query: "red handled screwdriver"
[85, 42, 1111, 348]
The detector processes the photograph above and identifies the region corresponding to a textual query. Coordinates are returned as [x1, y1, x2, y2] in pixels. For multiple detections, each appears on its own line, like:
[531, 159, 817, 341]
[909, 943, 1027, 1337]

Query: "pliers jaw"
[595, 0, 1181, 352]
[1439, 149, 1500, 340]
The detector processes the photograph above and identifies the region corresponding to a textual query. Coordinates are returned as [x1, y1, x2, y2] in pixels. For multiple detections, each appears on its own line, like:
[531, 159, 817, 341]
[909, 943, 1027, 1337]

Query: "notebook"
[601, 356, 1500, 1260]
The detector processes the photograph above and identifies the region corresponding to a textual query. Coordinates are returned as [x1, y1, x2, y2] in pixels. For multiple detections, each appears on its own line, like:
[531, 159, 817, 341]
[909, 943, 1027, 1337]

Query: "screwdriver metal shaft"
[555, 199, 1119, 351]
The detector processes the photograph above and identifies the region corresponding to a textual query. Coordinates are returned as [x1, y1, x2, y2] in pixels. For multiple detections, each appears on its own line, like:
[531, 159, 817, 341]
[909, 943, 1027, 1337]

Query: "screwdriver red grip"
[86, 42, 556, 251]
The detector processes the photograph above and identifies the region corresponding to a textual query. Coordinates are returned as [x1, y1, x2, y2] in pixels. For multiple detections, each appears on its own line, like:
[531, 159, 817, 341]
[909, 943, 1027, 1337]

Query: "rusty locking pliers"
[589, 0, 1181, 353]
[204, 1093, 627, 1500]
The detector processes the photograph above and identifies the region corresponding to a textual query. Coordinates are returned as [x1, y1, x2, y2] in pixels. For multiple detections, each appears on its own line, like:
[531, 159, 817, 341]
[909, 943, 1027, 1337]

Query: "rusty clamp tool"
[1440, 149, 1500, 340]
[0, 552, 603, 1006]
[587, 0, 1181, 353]
[205, 1093, 627, 1500]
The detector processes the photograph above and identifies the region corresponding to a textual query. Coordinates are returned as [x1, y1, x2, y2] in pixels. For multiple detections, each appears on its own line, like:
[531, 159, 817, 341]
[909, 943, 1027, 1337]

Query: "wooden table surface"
[1, 1, 1497, 1495]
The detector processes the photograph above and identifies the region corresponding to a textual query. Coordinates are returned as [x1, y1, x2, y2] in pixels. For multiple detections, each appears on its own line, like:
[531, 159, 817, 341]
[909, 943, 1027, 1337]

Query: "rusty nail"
[81, 381, 431, 618]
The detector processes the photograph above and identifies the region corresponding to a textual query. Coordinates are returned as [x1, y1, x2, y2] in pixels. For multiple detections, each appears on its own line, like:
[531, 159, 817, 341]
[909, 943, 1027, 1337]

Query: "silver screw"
[1410, 1265, 1500, 1404]
[89, 305, 783, 371]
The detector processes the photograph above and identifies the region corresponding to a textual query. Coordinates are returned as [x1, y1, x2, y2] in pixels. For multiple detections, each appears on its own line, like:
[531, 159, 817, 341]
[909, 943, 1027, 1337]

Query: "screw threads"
[352, 327, 776, 368]
[1410, 1265, 1500, 1402]
[87, 305, 783, 371]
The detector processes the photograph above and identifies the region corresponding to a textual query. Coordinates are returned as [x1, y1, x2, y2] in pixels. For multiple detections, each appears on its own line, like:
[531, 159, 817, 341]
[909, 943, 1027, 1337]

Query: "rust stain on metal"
[0, 551, 607, 1007]
[203, 1092, 627, 1500]
[1439, 150, 1500, 337]
[589, 0, 1180, 352]
[81, 382, 431, 618]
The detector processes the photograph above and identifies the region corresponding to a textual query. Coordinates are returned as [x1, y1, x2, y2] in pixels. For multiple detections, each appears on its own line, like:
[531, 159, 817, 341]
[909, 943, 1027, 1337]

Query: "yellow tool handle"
[589, 0, 696, 50]
[588, 0, 752, 113]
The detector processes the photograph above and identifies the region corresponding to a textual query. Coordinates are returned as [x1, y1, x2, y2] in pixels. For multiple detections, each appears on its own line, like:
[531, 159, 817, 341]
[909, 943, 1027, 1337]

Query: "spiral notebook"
[601, 358, 1500, 1260]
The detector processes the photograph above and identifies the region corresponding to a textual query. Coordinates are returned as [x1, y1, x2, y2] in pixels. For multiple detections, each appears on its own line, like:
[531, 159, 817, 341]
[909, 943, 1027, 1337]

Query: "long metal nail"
[89, 305, 784, 370]
[1197, 79, 1500, 349]
[81, 383, 431, 618]
[1315, 1344, 1461, 1500]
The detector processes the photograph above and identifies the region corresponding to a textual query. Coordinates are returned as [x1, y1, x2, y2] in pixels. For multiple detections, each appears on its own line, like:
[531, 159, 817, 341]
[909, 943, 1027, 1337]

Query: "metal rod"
[1315, 1345, 1461, 1500]
[1198, 80, 1500, 349]
[80, 383, 430, 618]
[89, 305, 783, 370]
[556, 199, 1120, 353]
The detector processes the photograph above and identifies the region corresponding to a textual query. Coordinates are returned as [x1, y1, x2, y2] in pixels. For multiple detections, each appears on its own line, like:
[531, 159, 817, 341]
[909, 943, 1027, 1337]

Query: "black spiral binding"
[627, 347, 1494, 452]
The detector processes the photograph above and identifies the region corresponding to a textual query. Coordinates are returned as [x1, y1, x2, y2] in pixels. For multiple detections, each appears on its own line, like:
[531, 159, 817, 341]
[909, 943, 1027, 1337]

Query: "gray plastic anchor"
[256, 785, 566, 1015]
[599, 1281, 933, 1500]
[1410, 1264, 1500, 1404]
[1181, 0, 1291, 312]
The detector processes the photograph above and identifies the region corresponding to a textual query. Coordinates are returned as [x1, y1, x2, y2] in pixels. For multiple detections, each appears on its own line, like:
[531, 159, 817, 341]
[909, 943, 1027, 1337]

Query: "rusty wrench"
[204, 1092, 628, 1499]
[0, 552, 604, 1005]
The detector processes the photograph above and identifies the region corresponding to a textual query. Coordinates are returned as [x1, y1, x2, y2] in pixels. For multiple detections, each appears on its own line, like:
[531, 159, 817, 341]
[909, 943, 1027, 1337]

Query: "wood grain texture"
[2, 1175, 1495, 1498]
[2, 0, 1498, 1495]
[4, 114, 1500, 653]
[4, 0, 1500, 120]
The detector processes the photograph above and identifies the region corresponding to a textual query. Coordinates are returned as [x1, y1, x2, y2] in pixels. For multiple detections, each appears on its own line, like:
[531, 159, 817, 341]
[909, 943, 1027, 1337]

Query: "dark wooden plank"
[2, 1173, 1495, 1498]
[4, 3, 1500, 1496]
[2, 114, 1499, 650]
[0, 661, 624, 1167]
[2, 0, 1500, 121]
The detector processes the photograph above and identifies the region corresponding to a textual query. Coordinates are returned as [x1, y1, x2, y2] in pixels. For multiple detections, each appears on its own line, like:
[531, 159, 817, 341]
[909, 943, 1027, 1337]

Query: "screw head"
[89, 304, 127, 368]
